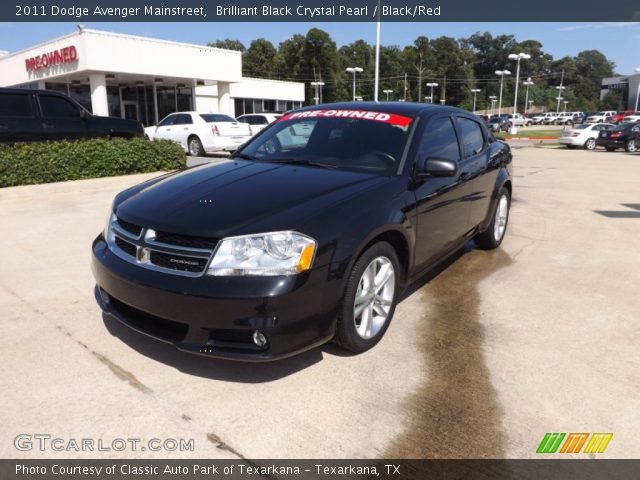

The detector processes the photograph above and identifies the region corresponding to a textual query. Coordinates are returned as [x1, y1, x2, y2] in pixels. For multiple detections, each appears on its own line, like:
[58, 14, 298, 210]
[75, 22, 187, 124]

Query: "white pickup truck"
[504, 113, 532, 127]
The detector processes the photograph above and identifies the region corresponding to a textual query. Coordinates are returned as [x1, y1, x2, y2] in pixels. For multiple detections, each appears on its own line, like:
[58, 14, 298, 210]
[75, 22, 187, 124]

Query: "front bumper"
[92, 236, 339, 361]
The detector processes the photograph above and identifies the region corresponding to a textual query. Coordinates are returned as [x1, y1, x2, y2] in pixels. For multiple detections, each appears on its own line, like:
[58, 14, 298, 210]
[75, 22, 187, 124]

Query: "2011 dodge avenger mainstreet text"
[91, 102, 513, 361]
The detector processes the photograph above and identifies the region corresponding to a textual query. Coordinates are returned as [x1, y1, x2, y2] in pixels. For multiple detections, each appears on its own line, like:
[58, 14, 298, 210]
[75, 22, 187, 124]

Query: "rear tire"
[475, 187, 510, 250]
[584, 138, 596, 150]
[334, 242, 400, 354]
[188, 136, 205, 157]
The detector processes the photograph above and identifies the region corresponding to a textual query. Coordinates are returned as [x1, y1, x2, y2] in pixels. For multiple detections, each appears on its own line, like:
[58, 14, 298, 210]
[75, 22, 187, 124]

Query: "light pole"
[495, 70, 511, 116]
[523, 78, 534, 114]
[346, 67, 363, 101]
[555, 86, 566, 114]
[489, 95, 497, 115]
[563, 100, 569, 112]
[310, 81, 325, 105]
[634, 67, 640, 111]
[426, 82, 438, 103]
[440, 99, 445, 105]
[528, 99, 534, 111]
[383, 89, 393, 101]
[508, 53, 531, 116]
[471, 88, 481, 113]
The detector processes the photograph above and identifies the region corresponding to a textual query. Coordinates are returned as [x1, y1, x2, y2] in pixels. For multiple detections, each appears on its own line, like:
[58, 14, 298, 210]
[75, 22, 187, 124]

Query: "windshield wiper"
[269, 158, 338, 169]
[231, 152, 256, 161]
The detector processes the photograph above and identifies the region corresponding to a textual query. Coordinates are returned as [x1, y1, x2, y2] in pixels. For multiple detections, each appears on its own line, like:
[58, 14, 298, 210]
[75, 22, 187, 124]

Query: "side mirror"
[418, 157, 459, 177]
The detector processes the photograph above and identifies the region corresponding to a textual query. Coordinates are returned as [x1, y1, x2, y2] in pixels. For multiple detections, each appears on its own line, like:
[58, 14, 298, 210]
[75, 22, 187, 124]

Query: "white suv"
[585, 111, 616, 123]
[555, 112, 584, 125]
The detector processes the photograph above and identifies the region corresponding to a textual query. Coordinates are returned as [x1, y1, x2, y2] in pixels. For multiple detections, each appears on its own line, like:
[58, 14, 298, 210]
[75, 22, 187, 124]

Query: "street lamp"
[523, 78, 534, 114]
[634, 67, 640, 112]
[310, 81, 325, 105]
[489, 95, 497, 115]
[346, 67, 363, 101]
[495, 70, 511, 116]
[471, 88, 481, 113]
[426, 82, 438, 103]
[555, 85, 566, 113]
[383, 89, 393, 101]
[508, 53, 531, 116]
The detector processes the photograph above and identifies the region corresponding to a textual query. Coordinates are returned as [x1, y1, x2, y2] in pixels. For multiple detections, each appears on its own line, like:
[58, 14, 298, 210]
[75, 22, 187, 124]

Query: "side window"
[237, 116, 249, 124]
[256, 116, 268, 125]
[457, 117, 485, 158]
[175, 114, 192, 125]
[158, 115, 177, 127]
[418, 116, 460, 163]
[39, 95, 80, 118]
[0, 93, 33, 117]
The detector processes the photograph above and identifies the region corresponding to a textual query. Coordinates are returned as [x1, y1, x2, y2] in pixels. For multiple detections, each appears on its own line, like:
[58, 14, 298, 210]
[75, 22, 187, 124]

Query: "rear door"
[455, 115, 495, 228]
[37, 94, 88, 140]
[411, 114, 474, 270]
[0, 91, 42, 143]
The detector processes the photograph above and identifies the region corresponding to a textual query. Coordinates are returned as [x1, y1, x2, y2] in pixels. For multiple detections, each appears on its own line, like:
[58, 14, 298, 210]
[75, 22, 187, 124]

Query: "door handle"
[183, 127, 188, 130]
[42, 122, 54, 129]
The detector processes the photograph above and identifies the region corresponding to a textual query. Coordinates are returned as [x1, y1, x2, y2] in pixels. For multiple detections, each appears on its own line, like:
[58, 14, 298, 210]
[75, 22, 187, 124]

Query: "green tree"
[243, 39, 280, 78]
[207, 39, 246, 52]
[600, 90, 623, 110]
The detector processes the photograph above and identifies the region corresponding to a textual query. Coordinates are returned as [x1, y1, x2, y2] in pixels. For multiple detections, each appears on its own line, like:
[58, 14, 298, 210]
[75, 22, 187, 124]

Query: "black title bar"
[5, 0, 640, 22]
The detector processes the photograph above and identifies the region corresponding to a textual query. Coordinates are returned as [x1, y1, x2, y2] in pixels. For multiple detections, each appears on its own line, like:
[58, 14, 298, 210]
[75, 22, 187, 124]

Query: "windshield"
[235, 109, 413, 175]
[200, 114, 237, 123]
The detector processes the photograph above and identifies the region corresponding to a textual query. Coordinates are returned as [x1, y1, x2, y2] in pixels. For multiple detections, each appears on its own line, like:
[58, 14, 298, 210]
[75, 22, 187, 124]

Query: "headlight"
[207, 231, 316, 276]
[104, 209, 115, 239]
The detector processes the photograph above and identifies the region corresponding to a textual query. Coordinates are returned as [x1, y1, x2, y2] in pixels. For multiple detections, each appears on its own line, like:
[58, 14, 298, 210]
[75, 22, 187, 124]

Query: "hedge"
[0, 138, 186, 188]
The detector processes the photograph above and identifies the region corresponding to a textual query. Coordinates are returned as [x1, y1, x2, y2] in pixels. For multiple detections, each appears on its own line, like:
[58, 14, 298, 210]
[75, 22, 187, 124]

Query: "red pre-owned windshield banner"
[277, 109, 413, 127]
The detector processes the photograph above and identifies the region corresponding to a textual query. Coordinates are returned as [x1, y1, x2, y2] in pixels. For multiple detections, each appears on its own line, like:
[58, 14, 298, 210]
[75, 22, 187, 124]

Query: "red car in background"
[607, 111, 635, 124]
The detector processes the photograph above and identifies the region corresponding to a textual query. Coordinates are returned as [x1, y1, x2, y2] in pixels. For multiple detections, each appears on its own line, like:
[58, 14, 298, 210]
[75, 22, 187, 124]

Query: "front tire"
[334, 242, 400, 353]
[625, 139, 637, 152]
[188, 136, 205, 156]
[475, 187, 510, 250]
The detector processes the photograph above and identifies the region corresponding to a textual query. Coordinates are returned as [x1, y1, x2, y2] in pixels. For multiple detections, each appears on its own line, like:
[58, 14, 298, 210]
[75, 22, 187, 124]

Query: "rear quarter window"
[0, 93, 33, 117]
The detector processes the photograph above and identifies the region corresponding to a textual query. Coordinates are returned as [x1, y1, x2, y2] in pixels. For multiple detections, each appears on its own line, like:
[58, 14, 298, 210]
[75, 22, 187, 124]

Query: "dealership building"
[0, 28, 305, 125]
[600, 72, 640, 111]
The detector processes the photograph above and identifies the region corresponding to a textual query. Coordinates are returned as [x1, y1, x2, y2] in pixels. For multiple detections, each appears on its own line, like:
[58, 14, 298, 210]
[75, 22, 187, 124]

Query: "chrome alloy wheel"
[353, 256, 396, 339]
[628, 140, 637, 152]
[189, 138, 201, 156]
[494, 194, 509, 242]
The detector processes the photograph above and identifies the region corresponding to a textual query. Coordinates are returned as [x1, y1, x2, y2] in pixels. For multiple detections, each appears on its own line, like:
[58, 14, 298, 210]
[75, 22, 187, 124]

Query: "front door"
[411, 114, 474, 270]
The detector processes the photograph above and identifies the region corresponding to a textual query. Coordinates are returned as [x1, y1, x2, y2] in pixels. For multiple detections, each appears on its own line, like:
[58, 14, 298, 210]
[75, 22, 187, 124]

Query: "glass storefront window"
[68, 84, 91, 112]
[177, 87, 193, 112]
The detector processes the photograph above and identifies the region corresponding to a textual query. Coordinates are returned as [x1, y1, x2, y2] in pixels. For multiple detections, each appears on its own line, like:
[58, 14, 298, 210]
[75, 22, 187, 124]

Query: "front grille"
[149, 251, 209, 273]
[110, 216, 215, 276]
[117, 218, 142, 237]
[115, 237, 137, 257]
[154, 231, 218, 249]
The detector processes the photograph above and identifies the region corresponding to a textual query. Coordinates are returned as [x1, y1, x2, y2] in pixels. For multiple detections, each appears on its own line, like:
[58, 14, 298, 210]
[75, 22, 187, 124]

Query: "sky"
[1, 22, 639, 74]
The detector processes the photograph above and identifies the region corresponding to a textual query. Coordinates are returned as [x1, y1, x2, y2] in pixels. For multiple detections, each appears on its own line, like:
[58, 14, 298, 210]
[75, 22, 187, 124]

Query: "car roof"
[293, 101, 465, 118]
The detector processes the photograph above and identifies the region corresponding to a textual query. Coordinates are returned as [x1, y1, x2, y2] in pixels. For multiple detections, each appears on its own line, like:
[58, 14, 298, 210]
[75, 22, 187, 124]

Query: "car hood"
[114, 160, 386, 238]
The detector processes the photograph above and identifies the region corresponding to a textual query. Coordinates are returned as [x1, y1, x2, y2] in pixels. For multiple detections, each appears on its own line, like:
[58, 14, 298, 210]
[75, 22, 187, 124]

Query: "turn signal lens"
[297, 244, 315, 272]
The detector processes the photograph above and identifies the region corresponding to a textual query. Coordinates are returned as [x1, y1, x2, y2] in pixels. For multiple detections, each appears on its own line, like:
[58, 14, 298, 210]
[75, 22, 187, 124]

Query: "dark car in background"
[0, 88, 143, 144]
[486, 114, 511, 132]
[596, 122, 640, 152]
[92, 102, 513, 361]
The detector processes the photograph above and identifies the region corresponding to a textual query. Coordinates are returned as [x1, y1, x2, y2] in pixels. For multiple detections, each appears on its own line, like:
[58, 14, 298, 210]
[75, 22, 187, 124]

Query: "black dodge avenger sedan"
[92, 102, 513, 361]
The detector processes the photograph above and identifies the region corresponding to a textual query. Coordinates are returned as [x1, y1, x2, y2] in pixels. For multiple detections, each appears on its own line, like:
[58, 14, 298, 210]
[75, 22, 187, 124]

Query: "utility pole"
[556, 69, 565, 114]
[416, 61, 425, 103]
[403, 73, 408, 101]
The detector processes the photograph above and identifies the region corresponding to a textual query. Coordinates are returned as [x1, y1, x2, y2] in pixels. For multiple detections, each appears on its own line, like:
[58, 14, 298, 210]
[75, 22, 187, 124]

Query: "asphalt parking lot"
[1, 146, 639, 459]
